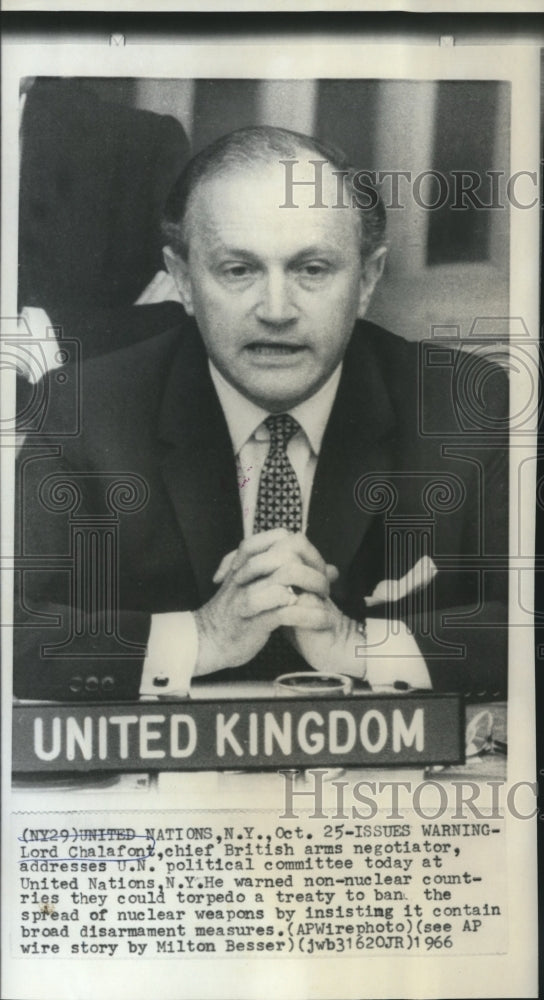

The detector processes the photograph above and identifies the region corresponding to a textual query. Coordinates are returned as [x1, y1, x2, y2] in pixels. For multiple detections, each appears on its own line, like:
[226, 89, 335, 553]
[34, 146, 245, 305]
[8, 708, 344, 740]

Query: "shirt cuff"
[17, 307, 62, 383]
[364, 618, 432, 690]
[139, 612, 198, 697]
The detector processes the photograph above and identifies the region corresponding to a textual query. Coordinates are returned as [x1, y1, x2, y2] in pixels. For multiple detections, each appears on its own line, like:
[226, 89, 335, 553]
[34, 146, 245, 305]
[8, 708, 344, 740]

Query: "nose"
[254, 270, 298, 326]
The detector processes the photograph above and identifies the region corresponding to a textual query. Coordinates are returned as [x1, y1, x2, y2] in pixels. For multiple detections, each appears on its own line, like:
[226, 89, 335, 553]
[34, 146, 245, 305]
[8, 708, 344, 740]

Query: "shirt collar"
[209, 360, 342, 457]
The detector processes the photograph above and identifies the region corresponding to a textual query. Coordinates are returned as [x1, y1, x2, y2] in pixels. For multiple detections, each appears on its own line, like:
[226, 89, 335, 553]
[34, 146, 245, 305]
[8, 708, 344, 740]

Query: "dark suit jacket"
[19, 78, 189, 316]
[18, 79, 189, 363]
[14, 318, 508, 701]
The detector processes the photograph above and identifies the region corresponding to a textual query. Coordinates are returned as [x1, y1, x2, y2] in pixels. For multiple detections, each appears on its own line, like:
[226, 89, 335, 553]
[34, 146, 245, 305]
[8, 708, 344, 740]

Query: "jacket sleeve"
[367, 367, 509, 699]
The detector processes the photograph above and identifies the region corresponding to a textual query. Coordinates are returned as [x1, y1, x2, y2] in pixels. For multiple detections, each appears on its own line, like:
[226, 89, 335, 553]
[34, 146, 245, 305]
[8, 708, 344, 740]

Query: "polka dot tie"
[253, 414, 303, 534]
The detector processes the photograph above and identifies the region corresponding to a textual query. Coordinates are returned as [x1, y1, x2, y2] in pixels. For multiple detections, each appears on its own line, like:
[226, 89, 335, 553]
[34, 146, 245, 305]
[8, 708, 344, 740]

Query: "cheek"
[192, 280, 220, 312]
[308, 285, 360, 336]
[313, 273, 361, 309]
[192, 293, 243, 360]
[193, 281, 245, 321]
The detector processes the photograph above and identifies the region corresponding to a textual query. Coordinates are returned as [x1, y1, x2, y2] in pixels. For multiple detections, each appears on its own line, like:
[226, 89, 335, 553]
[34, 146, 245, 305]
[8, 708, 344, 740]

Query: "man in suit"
[19, 77, 189, 321]
[16, 77, 188, 396]
[14, 126, 508, 702]
[15, 77, 189, 438]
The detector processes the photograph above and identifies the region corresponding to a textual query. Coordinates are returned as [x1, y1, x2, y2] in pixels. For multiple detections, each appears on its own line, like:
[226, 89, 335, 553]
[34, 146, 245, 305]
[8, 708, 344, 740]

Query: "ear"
[163, 246, 195, 316]
[356, 246, 387, 318]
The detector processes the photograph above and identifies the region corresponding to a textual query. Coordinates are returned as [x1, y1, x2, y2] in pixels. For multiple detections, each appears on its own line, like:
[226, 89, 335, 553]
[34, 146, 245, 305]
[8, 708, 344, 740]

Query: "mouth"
[244, 342, 306, 358]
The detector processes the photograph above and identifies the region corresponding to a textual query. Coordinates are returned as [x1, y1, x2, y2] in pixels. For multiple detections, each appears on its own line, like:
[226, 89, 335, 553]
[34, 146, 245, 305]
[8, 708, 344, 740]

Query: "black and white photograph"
[1, 23, 540, 1000]
[11, 74, 513, 763]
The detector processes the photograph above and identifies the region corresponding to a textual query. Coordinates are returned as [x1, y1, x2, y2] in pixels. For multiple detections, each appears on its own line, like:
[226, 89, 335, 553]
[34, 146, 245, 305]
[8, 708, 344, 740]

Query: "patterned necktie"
[253, 413, 303, 533]
[250, 413, 308, 679]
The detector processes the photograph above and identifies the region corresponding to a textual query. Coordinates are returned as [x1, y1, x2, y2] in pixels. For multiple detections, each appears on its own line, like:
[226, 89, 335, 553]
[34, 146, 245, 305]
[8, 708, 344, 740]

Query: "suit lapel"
[307, 327, 398, 594]
[157, 322, 399, 605]
[158, 329, 243, 604]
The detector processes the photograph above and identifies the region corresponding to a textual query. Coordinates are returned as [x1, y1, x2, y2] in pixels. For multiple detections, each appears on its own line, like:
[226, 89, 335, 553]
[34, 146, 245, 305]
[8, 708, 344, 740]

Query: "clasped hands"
[193, 528, 361, 677]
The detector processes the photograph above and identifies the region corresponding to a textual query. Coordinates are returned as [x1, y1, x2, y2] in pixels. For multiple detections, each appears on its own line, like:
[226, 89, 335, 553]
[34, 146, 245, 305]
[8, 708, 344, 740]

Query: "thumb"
[213, 549, 237, 584]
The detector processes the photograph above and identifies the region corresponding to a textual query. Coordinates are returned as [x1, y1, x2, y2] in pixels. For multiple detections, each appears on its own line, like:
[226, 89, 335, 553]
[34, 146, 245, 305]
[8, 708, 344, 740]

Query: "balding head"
[162, 125, 386, 267]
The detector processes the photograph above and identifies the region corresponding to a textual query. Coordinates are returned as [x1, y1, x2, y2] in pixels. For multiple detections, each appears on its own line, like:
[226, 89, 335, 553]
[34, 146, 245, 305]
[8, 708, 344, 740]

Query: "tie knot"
[265, 413, 300, 450]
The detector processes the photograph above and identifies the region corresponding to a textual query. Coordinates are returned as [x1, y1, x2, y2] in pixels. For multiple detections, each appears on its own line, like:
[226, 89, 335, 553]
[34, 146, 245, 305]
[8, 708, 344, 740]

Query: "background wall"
[87, 76, 511, 343]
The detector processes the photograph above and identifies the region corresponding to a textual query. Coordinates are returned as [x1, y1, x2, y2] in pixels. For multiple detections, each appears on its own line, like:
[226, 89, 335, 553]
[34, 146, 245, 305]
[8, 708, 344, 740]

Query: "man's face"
[169, 158, 384, 412]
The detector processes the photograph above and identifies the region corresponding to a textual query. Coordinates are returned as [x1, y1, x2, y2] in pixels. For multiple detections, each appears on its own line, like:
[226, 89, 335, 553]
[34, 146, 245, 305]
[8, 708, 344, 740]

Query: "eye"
[221, 263, 254, 279]
[298, 261, 330, 279]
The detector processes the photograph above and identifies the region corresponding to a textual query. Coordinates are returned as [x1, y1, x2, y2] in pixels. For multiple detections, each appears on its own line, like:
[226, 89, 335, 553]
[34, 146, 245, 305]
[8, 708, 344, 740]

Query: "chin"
[252, 388, 308, 412]
[249, 374, 317, 410]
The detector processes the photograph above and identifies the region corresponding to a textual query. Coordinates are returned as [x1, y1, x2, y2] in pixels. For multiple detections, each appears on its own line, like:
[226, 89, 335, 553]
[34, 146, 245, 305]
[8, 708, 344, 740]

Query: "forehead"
[185, 159, 362, 259]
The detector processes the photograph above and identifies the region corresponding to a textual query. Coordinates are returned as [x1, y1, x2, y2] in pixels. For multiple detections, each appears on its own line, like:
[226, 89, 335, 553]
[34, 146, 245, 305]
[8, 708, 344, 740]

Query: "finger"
[270, 603, 335, 631]
[228, 529, 290, 574]
[276, 532, 329, 573]
[213, 549, 238, 584]
[288, 590, 324, 610]
[235, 550, 332, 595]
[214, 529, 291, 583]
[234, 534, 332, 583]
[270, 562, 331, 598]
[279, 535, 340, 581]
[240, 583, 299, 618]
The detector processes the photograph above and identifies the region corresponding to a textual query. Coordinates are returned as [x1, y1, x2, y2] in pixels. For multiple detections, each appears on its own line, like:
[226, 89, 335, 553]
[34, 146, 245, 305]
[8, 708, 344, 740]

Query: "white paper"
[1, 28, 540, 1000]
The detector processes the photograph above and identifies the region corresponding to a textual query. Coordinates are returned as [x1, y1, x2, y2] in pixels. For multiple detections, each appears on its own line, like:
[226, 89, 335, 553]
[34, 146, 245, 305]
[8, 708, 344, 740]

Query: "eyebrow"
[210, 246, 261, 262]
[209, 243, 342, 263]
[289, 246, 340, 261]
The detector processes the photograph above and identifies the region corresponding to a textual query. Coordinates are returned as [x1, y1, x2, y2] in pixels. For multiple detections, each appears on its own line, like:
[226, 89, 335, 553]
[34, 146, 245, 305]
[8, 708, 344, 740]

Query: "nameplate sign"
[12, 695, 464, 773]
[12, 695, 464, 772]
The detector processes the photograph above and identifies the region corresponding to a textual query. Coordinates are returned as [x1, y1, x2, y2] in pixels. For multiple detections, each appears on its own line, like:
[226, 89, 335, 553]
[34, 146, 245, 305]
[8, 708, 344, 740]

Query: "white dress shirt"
[140, 362, 431, 695]
[209, 360, 342, 535]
